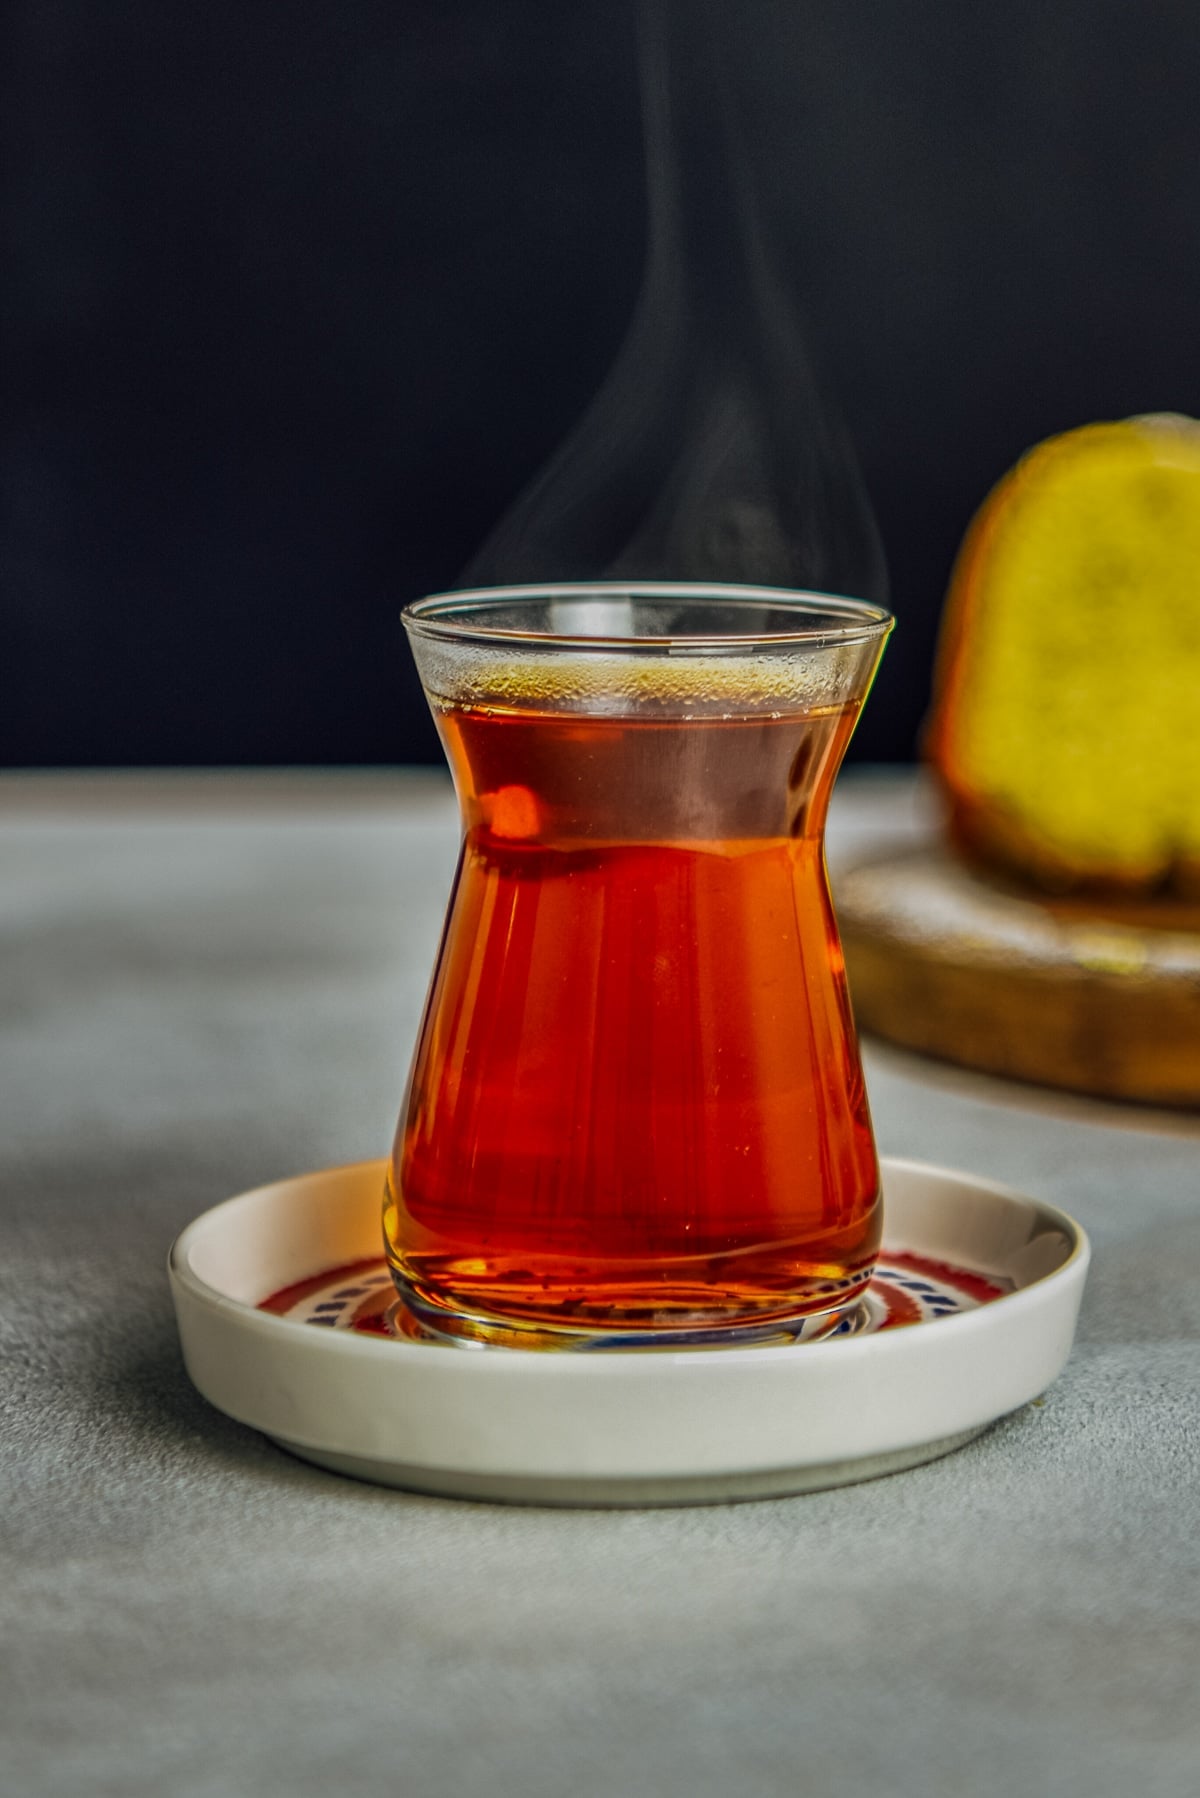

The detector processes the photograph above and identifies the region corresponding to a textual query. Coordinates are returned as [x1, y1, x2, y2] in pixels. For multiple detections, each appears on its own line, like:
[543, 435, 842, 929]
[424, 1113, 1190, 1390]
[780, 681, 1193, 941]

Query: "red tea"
[385, 696, 880, 1342]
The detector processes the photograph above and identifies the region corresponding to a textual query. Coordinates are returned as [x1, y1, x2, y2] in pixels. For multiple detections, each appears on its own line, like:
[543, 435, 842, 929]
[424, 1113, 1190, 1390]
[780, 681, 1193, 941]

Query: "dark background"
[4, 0, 1200, 768]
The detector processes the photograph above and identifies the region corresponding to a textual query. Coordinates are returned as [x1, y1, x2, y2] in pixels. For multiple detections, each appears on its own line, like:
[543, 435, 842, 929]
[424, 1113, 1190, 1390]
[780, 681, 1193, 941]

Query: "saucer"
[168, 1157, 1089, 1506]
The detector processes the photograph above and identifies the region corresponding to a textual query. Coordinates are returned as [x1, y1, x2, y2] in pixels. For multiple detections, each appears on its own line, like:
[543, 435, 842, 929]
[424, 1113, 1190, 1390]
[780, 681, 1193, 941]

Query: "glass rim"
[403, 582, 894, 652]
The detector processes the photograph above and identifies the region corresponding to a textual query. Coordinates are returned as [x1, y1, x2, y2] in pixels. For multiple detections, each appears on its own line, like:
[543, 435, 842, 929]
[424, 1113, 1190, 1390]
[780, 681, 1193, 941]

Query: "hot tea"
[385, 647, 883, 1346]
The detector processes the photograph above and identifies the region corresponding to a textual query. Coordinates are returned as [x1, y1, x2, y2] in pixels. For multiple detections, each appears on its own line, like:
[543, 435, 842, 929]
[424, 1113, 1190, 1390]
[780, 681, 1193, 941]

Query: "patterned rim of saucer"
[259, 1250, 1010, 1342]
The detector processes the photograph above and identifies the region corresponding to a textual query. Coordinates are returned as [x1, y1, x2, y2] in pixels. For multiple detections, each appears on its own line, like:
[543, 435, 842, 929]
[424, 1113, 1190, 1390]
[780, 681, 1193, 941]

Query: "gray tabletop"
[3, 770, 1198, 1798]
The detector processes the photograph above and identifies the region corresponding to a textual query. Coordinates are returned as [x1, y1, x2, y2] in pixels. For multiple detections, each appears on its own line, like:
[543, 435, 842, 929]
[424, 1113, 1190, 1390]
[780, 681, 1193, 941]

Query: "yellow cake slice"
[926, 415, 1200, 894]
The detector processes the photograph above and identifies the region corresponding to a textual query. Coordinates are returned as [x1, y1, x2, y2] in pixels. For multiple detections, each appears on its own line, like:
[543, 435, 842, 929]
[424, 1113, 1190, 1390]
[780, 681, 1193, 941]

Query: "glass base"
[388, 1276, 873, 1352]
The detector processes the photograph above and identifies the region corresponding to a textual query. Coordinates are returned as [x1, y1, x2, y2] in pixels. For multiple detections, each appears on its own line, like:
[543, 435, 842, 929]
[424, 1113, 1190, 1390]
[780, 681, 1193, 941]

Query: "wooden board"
[836, 845, 1200, 1108]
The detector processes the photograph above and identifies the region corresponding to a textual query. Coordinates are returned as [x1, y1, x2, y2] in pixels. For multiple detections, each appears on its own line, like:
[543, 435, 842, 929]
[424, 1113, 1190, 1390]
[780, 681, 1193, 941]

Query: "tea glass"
[385, 583, 893, 1349]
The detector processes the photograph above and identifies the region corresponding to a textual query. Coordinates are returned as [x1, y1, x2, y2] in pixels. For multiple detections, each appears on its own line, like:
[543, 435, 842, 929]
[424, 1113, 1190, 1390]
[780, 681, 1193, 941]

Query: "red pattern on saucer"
[259, 1251, 1007, 1338]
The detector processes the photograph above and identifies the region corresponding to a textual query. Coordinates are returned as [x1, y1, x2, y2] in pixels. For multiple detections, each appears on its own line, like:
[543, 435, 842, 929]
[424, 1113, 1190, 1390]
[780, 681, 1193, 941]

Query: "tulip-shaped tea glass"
[386, 584, 893, 1349]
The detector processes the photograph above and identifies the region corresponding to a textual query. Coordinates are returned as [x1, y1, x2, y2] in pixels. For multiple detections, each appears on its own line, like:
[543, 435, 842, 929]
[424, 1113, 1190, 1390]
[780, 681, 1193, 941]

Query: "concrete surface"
[2, 770, 1198, 1797]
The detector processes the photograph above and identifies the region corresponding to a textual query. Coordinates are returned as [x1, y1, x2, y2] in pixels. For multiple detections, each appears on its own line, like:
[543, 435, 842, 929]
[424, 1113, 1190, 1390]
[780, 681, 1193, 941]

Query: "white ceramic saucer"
[168, 1157, 1089, 1506]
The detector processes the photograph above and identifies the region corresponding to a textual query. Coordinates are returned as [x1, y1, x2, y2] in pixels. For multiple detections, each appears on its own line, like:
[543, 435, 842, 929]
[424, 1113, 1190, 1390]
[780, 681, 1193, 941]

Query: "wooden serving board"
[836, 845, 1200, 1108]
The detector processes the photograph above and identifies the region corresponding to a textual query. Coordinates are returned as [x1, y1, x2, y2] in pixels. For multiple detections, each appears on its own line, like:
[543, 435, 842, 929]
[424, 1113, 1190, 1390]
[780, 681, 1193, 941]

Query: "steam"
[462, 0, 887, 605]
